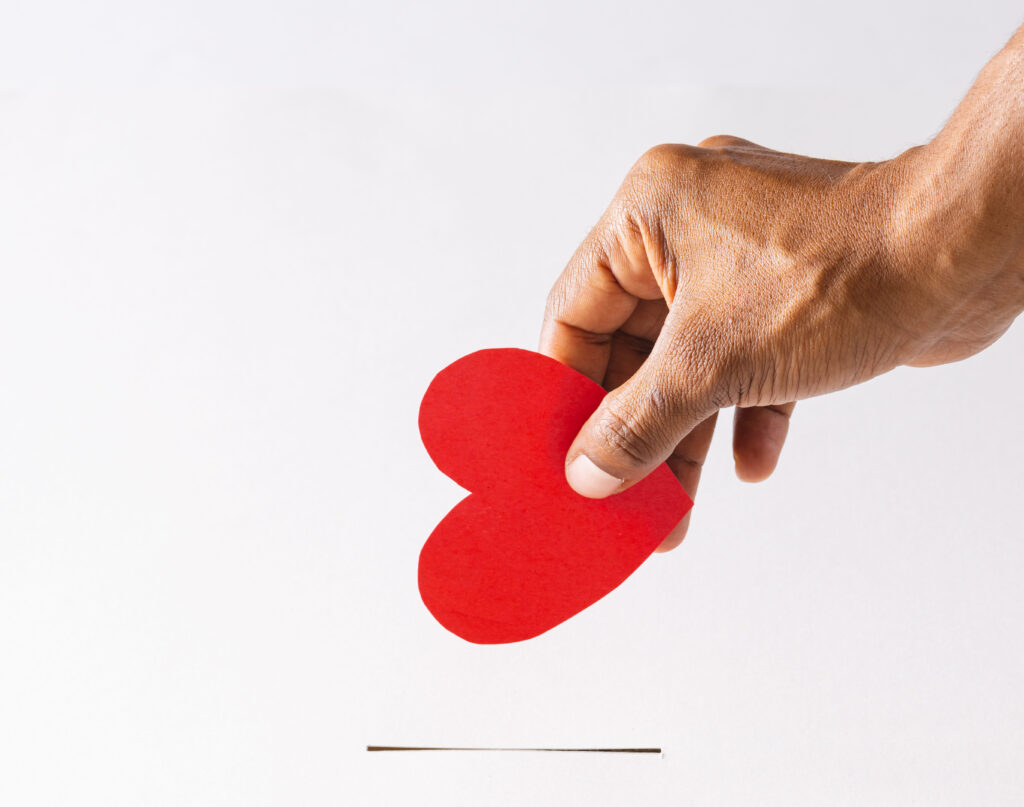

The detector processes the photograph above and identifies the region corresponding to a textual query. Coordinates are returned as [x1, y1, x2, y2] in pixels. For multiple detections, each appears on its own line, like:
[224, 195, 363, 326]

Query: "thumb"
[565, 340, 717, 499]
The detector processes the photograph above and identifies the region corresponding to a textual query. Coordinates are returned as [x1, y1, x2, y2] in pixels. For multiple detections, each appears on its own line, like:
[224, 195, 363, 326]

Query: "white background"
[1, 2, 1023, 805]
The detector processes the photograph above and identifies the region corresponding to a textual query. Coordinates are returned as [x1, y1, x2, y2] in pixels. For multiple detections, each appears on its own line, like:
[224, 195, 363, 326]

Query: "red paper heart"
[418, 348, 692, 644]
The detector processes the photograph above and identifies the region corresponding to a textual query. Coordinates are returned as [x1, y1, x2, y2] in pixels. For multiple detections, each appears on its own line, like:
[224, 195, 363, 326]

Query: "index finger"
[539, 230, 640, 385]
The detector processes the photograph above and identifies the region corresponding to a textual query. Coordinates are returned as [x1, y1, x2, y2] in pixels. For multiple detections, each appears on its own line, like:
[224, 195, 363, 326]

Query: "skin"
[540, 24, 1024, 551]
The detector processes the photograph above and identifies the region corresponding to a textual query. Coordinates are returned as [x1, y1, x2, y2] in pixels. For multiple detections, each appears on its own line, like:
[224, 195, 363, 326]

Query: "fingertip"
[566, 453, 623, 499]
[732, 405, 792, 483]
[654, 511, 690, 552]
[732, 435, 783, 482]
[734, 452, 777, 483]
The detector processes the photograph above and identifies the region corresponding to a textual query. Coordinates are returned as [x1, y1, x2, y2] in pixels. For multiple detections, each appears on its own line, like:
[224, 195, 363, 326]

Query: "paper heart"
[418, 348, 692, 644]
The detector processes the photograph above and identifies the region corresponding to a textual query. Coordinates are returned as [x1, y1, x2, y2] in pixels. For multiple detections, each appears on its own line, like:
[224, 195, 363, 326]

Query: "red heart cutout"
[418, 348, 692, 644]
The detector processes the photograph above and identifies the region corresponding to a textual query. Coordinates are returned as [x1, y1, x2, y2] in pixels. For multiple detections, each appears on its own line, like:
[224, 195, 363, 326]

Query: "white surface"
[1, 0, 1022, 93]
[1, 5, 1022, 806]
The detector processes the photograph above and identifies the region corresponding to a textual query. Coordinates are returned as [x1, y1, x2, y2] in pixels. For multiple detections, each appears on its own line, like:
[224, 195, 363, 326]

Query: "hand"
[540, 45, 1024, 551]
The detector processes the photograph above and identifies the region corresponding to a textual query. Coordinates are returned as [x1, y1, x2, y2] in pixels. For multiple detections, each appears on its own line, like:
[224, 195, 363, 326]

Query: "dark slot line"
[367, 746, 661, 754]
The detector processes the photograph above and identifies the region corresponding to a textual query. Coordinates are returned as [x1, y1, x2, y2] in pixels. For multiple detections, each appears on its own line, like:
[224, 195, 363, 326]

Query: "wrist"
[870, 133, 1024, 367]
[883, 124, 1024, 315]
[912, 30, 1024, 294]
[839, 132, 1023, 371]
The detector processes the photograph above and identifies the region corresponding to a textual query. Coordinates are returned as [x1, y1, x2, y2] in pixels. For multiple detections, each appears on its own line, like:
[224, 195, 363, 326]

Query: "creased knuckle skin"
[592, 382, 679, 471]
[592, 406, 656, 470]
[543, 276, 569, 321]
[611, 147, 691, 258]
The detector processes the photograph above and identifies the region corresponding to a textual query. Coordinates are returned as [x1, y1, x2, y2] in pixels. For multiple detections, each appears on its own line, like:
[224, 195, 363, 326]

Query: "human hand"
[540, 42, 1024, 550]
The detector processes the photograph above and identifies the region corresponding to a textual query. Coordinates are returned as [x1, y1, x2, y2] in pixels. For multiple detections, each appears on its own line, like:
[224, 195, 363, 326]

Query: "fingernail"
[566, 455, 623, 499]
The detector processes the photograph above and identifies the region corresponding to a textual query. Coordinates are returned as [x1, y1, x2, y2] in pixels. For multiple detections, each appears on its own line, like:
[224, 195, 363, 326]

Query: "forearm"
[934, 23, 1024, 192]
[908, 24, 1024, 305]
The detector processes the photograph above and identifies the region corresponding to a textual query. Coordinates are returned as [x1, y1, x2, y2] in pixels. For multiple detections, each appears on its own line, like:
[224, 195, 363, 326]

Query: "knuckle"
[605, 192, 642, 239]
[593, 406, 657, 470]
[543, 275, 570, 320]
[545, 231, 610, 319]
[629, 144, 690, 191]
[613, 147, 690, 239]
[626, 143, 706, 211]
[593, 385, 676, 470]
[663, 319, 743, 409]
[697, 133, 742, 149]
[635, 143, 682, 171]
